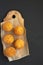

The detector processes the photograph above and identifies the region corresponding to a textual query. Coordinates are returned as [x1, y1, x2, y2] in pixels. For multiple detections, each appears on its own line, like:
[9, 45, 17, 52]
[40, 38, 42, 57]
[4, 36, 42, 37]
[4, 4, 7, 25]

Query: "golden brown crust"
[2, 21, 13, 32]
[3, 34, 14, 45]
[4, 47, 16, 57]
[1, 10, 29, 61]
[13, 26, 24, 35]
[13, 39, 24, 49]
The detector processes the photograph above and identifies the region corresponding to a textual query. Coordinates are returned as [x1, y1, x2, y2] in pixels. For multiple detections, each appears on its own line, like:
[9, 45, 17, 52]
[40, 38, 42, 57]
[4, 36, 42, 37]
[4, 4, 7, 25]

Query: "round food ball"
[14, 26, 24, 35]
[13, 39, 24, 49]
[2, 21, 13, 32]
[3, 34, 14, 45]
[4, 47, 16, 57]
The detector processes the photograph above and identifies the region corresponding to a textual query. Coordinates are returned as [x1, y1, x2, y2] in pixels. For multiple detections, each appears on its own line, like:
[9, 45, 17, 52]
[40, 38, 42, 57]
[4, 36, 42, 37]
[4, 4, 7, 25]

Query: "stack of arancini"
[2, 21, 25, 57]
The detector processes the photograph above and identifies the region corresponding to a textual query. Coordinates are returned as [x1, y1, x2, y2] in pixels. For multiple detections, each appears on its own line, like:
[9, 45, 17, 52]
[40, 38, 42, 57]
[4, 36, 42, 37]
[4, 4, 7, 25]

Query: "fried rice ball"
[13, 39, 24, 49]
[14, 26, 24, 35]
[2, 21, 13, 32]
[3, 34, 14, 45]
[4, 47, 16, 57]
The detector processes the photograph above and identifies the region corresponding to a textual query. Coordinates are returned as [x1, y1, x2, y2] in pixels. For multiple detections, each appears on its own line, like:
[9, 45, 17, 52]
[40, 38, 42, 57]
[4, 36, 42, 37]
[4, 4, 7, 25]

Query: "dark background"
[0, 0, 43, 65]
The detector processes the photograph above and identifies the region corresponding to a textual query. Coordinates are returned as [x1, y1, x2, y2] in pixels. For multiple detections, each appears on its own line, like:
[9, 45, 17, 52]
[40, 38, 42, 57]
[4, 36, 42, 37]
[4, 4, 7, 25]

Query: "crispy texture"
[13, 39, 24, 49]
[1, 10, 29, 61]
[4, 47, 16, 57]
[2, 21, 13, 32]
[14, 26, 24, 35]
[3, 34, 14, 45]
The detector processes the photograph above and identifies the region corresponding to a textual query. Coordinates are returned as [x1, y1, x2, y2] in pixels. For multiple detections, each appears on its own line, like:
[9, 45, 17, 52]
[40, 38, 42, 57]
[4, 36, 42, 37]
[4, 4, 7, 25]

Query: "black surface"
[0, 0, 43, 65]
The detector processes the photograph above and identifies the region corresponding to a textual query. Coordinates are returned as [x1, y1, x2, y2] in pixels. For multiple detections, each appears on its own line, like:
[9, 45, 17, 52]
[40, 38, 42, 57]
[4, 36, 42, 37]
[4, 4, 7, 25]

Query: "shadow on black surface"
[0, 38, 9, 62]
